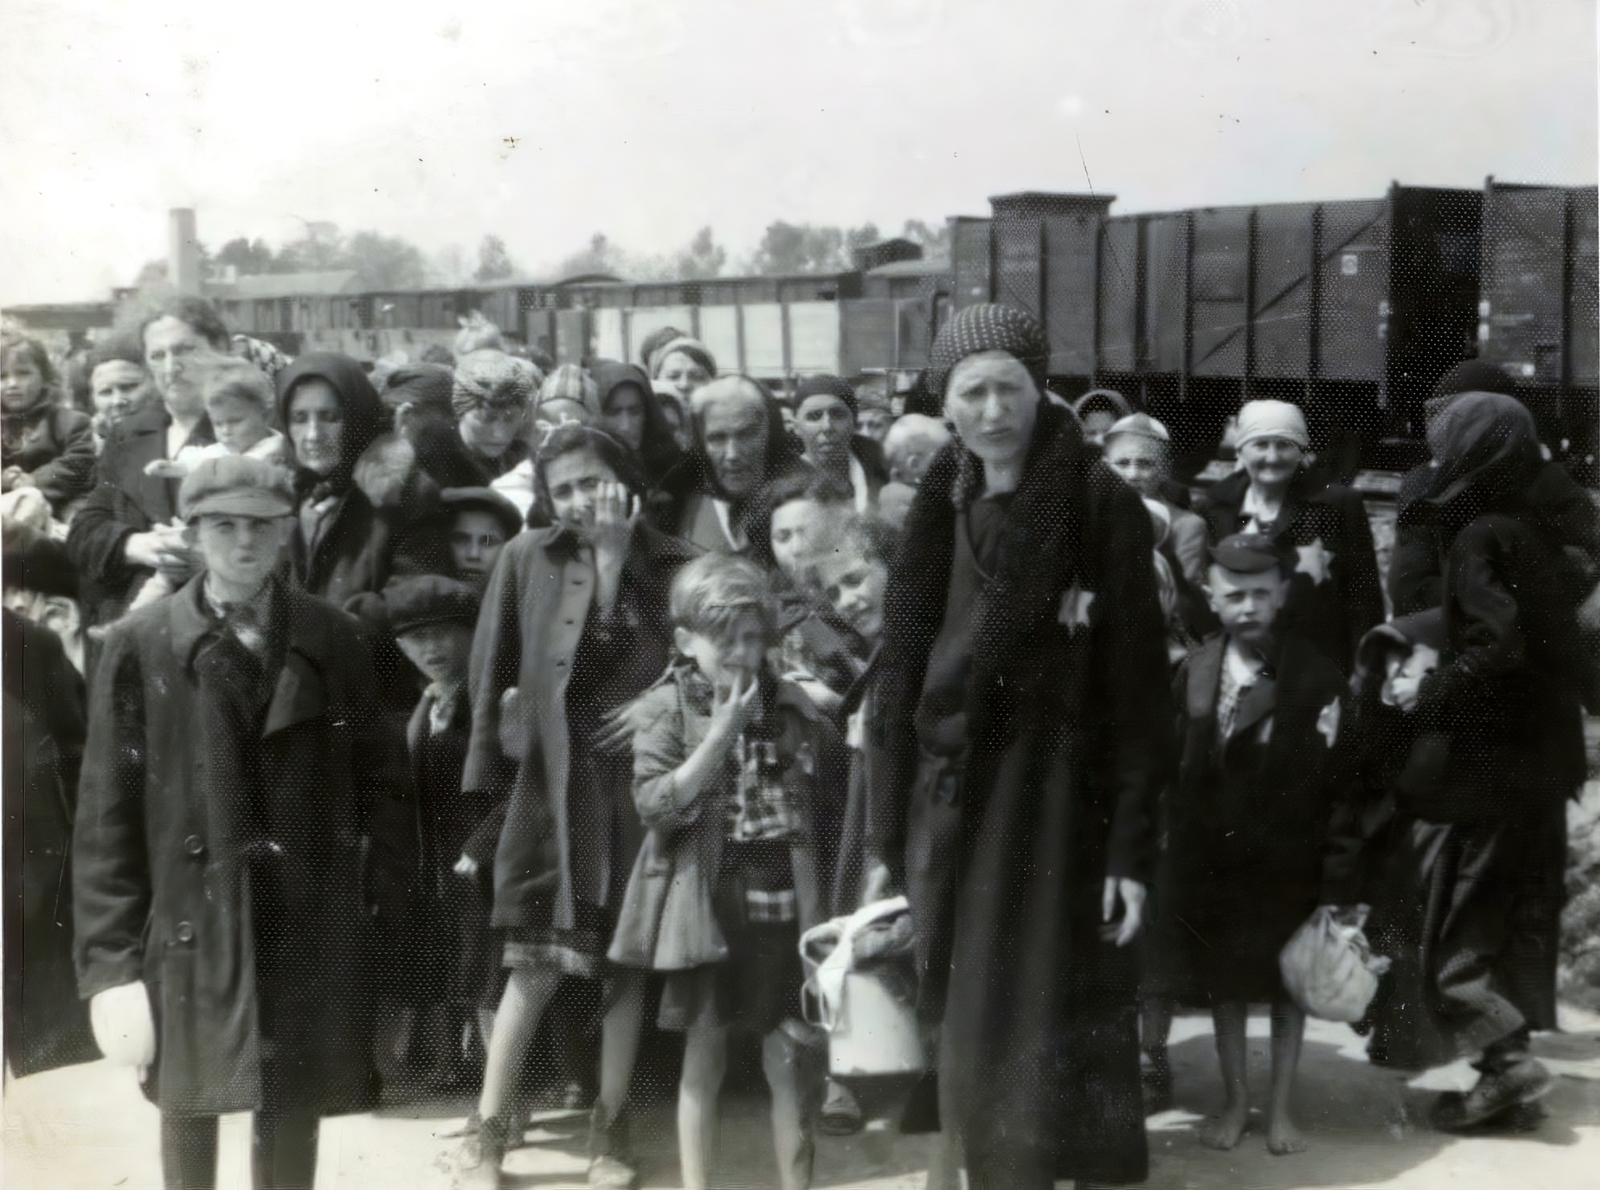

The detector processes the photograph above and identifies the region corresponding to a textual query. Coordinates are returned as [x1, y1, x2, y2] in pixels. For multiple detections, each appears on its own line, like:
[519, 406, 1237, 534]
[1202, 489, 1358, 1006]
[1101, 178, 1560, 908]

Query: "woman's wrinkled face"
[143, 316, 214, 420]
[698, 393, 770, 499]
[0, 347, 45, 412]
[543, 448, 619, 533]
[1104, 433, 1167, 497]
[90, 360, 154, 423]
[601, 384, 647, 452]
[943, 351, 1041, 467]
[657, 350, 710, 400]
[458, 401, 525, 459]
[449, 508, 509, 588]
[1239, 435, 1305, 490]
[286, 379, 345, 475]
[795, 394, 855, 471]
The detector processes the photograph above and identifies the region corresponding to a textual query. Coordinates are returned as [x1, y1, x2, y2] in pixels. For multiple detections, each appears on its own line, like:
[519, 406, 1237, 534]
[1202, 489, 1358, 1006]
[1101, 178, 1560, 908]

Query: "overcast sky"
[1, 0, 1594, 305]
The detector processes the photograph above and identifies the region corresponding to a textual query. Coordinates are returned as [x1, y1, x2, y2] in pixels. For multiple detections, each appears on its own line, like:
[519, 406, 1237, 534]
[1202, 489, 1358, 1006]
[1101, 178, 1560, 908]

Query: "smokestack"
[168, 208, 201, 295]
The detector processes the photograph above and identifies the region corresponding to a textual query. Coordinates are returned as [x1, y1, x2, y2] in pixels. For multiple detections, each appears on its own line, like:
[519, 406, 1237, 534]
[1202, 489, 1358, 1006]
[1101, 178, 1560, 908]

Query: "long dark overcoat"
[868, 400, 1170, 1185]
[1197, 467, 1383, 674]
[73, 576, 414, 1115]
[3, 610, 99, 1076]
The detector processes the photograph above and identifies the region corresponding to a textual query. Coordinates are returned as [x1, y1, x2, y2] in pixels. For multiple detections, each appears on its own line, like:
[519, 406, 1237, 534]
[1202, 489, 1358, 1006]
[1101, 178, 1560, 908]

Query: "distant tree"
[212, 237, 276, 276]
[674, 226, 726, 280]
[474, 234, 516, 283]
[901, 218, 951, 260]
[751, 222, 881, 275]
[557, 233, 623, 279]
[342, 231, 430, 289]
[274, 225, 346, 273]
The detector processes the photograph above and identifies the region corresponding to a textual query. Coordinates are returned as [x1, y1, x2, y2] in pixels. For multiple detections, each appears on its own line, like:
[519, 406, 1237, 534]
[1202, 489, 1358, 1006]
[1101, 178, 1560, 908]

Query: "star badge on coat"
[1295, 538, 1336, 586]
[1058, 584, 1096, 632]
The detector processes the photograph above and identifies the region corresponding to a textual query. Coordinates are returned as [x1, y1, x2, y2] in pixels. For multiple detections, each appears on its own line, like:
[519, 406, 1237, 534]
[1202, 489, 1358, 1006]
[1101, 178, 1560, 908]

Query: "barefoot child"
[1165, 532, 1350, 1155]
[609, 553, 846, 1190]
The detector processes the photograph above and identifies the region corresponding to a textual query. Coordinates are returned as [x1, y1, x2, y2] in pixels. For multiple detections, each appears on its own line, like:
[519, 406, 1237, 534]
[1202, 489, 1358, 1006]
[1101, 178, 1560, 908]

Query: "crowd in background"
[2, 291, 1598, 1190]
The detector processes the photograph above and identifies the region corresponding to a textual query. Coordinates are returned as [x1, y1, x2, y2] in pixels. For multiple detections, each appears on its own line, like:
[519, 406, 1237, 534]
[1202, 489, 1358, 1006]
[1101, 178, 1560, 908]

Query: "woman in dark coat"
[868, 304, 1170, 1189]
[1196, 399, 1383, 674]
[276, 352, 445, 608]
[589, 358, 695, 526]
[73, 456, 416, 1188]
[1360, 393, 1594, 1130]
[450, 350, 539, 486]
[3, 608, 99, 1078]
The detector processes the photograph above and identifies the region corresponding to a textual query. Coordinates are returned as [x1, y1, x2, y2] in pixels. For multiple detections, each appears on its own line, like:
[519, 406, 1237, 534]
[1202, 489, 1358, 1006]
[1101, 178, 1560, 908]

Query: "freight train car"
[955, 185, 1488, 474]
[1476, 180, 1598, 482]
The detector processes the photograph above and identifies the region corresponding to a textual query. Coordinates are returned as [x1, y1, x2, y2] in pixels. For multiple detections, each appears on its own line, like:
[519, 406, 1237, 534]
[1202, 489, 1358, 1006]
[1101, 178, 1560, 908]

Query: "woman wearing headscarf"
[647, 335, 717, 410]
[589, 359, 693, 520]
[381, 363, 485, 492]
[789, 374, 889, 513]
[1359, 393, 1595, 1131]
[1071, 388, 1133, 452]
[451, 350, 541, 486]
[1194, 399, 1382, 674]
[868, 304, 1170, 1189]
[277, 352, 445, 608]
[661, 375, 803, 555]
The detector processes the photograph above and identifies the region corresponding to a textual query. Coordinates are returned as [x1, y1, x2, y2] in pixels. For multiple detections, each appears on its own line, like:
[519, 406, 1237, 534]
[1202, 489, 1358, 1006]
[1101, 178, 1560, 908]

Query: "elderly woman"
[68, 295, 232, 632]
[790, 375, 889, 513]
[1195, 399, 1382, 674]
[277, 352, 444, 607]
[663, 375, 803, 554]
[452, 350, 541, 486]
[85, 339, 157, 454]
[869, 304, 1170, 1189]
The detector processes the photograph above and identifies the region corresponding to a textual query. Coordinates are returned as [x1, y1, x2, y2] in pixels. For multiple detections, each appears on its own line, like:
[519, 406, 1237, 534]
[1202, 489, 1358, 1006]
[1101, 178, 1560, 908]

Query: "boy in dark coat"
[1165, 533, 1351, 1156]
[73, 455, 415, 1190]
[388, 574, 505, 1092]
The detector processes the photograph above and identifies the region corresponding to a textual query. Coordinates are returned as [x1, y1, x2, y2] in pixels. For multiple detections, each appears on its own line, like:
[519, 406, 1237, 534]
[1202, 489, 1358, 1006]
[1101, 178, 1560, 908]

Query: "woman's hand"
[862, 861, 895, 906]
[592, 481, 640, 610]
[2, 466, 33, 490]
[1101, 877, 1146, 947]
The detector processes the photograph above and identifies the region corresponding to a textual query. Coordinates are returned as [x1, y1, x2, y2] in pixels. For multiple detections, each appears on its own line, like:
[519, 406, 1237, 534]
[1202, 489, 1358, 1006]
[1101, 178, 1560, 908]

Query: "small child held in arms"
[1163, 533, 1351, 1156]
[608, 553, 846, 1190]
[129, 358, 288, 612]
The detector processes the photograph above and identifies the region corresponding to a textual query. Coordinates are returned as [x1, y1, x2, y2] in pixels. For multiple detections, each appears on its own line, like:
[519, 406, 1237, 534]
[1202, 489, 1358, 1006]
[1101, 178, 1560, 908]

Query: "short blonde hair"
[669, 552, 774, 640]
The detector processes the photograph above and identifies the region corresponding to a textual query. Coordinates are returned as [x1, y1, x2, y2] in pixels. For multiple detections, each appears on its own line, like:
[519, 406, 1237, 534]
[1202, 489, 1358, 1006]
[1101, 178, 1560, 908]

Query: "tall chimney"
[168, 208, 201, 295]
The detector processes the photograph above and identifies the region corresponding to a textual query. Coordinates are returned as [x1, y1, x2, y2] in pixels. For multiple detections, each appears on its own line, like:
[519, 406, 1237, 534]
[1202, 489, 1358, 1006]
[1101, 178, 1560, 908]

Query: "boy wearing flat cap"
[73, 454, 415, 1190]
[387, 574, 509, 1094]
[1160, 532, 1353, 1158]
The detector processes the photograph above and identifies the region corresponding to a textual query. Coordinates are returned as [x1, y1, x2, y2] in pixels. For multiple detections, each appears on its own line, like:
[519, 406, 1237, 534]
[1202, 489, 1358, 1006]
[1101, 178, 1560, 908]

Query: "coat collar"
[167, 571, 330, 735]
[1206, 466, 1337, 535]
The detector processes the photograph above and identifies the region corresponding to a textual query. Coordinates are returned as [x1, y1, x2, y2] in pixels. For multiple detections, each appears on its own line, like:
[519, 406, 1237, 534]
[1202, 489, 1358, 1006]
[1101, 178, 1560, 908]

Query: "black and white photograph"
[2, 1, 1597, 1186]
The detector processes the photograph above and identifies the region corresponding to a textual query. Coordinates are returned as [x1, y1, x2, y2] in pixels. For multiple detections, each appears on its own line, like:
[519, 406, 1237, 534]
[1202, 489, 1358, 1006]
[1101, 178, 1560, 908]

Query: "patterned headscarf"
[925, 303, 1048, 399]
[452, 350, 541, 419]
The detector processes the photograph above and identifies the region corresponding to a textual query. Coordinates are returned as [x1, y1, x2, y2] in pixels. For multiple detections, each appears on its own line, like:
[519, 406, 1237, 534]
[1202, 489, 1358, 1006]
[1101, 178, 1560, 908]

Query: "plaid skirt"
[658, 840, 806, 1034]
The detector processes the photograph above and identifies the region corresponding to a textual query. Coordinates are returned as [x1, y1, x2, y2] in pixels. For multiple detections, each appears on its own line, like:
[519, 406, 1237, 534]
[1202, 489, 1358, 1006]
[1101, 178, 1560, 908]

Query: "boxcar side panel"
[1097, 217, 1141, 375]
[698, 306, 741, 374]
[788, 302, 842, 374]
[743, 304, 785, 374]
[1146, 213, 1190, 375]
[1190, 208, 1250, 378]
[1570, 188, 1599, 387]
[950, 217, 993, 310]
[1043, 210, 1100, 377]
[1316, 199, 1390, 383]
[1252, 203, 1317, 380]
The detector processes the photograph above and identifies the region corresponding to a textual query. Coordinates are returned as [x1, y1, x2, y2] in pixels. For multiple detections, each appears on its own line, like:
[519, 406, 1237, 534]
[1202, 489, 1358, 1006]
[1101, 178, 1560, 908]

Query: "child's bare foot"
[1266, 1116, 1307, 1155]
[1198, 1102, 1249, 1150]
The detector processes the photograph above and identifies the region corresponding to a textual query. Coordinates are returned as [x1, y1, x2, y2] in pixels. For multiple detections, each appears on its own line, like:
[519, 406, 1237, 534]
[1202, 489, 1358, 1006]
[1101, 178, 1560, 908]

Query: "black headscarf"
[275, 352, 384, 504]
[1421, 390, 1542, 527]
[589, 359, 682, 483]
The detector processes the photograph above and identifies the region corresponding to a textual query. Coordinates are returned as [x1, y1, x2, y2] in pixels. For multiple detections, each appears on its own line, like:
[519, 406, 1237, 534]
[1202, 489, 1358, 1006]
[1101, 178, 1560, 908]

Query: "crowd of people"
[2, 291, 1597, 1190]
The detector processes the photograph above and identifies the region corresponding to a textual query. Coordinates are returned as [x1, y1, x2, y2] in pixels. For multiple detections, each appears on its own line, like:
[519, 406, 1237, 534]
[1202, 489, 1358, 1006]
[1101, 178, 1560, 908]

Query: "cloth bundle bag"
[801, 897, 926, 1077]
[1279, 905, 1391, 1022]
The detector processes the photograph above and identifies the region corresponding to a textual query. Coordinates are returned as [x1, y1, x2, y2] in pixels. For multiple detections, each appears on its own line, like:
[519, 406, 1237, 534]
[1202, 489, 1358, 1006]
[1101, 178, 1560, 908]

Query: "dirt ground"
[6, 1005, 1599, 1189]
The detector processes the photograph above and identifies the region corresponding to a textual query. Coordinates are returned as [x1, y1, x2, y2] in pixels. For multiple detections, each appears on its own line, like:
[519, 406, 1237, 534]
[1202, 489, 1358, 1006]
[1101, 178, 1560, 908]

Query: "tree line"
[138, 219, 951, 292]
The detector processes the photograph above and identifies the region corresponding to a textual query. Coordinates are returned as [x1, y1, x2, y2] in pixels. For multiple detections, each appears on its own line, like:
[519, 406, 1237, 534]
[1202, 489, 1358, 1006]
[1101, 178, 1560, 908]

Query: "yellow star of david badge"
[1295, 538, 1336, 586]
[1058, 584, 1096, 632]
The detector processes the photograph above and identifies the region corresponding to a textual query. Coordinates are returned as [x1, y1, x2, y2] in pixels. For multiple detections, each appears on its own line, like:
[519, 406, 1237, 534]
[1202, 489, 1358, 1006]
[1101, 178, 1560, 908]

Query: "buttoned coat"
[72, 577, 414, 1115]
[461, 523, 693, 931]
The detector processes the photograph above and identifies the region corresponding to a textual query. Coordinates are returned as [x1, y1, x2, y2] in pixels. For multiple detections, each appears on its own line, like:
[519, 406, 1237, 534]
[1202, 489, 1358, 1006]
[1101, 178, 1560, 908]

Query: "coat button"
[175, 921, 195, 943]
[184, 834, 205, 857]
